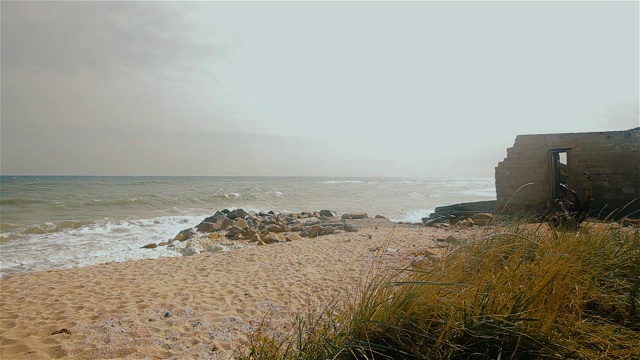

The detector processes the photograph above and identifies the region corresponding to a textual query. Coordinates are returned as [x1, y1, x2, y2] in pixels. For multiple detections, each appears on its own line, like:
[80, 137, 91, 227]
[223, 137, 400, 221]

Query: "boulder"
[424, 218, 445, 227]
[174, 228, 195, 242]
[471, 213, 493, 226]
[203, 211, 227, 223]
[308, 225, 322, 238]
[267, 224, 286, 233]
[214, 218, 234, 231]
[263, 234, 282, 244]
[285, 233, 302, 241]
[225, 226, 245, 239]
[459, 218, 475, 227]
[196, 222, 216, 233]
[233, 218, 249, 230]
[228, 208, 247, 220]
[141, 243, 158, 249]
[319, 226, 335, 236]
[319, 210, 337, 217]
[351, 212, 368, 219]
[434, 200, 496, 216]
[288, 224, 303, 232]
[250, 233, 262, 242]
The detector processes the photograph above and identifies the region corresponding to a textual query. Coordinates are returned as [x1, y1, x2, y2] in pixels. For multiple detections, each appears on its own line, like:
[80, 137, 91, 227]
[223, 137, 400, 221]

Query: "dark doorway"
[549, 148, 571, 199]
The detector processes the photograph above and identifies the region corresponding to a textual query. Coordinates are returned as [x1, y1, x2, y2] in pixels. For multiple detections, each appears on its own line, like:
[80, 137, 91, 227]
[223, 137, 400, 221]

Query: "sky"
[1, 1, 638, 177]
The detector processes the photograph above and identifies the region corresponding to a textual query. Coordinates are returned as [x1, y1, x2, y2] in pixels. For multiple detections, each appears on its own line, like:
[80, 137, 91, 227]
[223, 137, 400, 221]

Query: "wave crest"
[0, 198, 46, 205]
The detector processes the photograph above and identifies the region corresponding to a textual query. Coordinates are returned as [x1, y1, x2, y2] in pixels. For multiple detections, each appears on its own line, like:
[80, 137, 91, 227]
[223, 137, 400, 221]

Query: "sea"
[0, 176, 495, 277]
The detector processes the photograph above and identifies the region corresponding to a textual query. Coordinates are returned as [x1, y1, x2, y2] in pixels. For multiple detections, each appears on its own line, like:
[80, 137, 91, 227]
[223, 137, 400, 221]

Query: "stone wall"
[495, 128, 640, 218]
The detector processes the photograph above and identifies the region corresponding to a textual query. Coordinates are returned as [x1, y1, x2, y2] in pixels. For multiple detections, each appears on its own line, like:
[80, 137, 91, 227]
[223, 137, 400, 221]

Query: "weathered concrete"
[495, 128, 639, 218]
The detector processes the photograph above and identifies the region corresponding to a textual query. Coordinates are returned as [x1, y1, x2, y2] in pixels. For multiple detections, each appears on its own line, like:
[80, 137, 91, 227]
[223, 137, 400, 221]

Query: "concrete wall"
[495, 128, 640, 218]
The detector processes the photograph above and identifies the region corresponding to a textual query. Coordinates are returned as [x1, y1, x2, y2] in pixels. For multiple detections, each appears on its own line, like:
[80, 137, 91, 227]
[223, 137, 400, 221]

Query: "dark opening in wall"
[549, 148, 571, 200]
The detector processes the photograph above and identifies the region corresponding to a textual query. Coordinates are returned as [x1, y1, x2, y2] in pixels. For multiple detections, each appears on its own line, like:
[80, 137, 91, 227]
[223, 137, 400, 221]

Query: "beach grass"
[239, 221, 640, 359]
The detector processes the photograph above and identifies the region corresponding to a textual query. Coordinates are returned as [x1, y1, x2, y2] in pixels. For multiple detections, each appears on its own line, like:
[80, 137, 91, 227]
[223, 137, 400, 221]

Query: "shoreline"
[0, 219, 476, 359]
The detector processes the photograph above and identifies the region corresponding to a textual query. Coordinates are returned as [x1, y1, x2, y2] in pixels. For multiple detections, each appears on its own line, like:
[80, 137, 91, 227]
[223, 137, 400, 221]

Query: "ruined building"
[495, 128, 640, 218]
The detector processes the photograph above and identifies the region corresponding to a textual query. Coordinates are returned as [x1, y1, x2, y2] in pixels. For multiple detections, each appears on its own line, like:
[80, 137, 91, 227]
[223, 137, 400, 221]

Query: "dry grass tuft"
[240, 221, 640, 359]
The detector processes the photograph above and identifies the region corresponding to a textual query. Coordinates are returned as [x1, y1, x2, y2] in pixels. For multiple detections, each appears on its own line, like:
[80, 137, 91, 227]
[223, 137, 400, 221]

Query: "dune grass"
[239, 221, 640, 359]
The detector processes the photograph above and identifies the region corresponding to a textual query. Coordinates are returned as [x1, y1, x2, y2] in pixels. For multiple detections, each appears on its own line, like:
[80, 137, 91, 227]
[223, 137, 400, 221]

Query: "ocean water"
[0, 176, 495, 276]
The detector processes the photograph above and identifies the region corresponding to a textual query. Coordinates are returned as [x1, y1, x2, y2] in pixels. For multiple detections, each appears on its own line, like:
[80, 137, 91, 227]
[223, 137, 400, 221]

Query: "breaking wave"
[213, 193, 242, 199]
[0, 198, 47, 205]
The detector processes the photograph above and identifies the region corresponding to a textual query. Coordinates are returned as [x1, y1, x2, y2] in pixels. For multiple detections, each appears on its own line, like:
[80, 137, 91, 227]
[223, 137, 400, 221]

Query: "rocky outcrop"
[423, 201, 496, 228]
[150, 209, 378, 255]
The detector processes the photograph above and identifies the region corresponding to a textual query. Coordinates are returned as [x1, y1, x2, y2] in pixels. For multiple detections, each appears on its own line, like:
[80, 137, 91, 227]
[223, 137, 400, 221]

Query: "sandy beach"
[0, 219, 475, 359]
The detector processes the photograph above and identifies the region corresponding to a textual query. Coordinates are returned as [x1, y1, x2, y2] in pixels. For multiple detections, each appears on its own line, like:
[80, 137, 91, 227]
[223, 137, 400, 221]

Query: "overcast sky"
[1, 1, 638, 177]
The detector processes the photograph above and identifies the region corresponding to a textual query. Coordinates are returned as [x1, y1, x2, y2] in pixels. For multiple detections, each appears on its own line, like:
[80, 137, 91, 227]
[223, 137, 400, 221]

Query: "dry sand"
[0, 219, 475, 359]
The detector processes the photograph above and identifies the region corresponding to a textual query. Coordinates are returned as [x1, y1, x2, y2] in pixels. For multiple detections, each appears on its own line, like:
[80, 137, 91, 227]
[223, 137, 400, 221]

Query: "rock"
[460, 218, 475, 227]
[319, 226, 335, 236]
[308, 225, 322, 238]
[375, 215, 388, 220]
[215, 218, 234, 231]
[233, 218, 249, 230]
[341, 214, 352, 219]
[196, 222, 216, 232]
[267, 224, 286, 233]
[228, 208, 247, 220]
[158, 241, 170, 247]
[344, 224, 358, 232]
[319, 210, 337, 217]
[209, 233, 221, 240]
[203, 211, 227, 223]
[141, 243, 158, 249]
[424, 218, 445, 227]
[250, 233, 261, 242]
[225, 226, 245, 239]
[263, 234, 281, 244]
[351, 212, 368, 219]
[471, 213, 493, 226]
[174, 228, 195, 242]
[434, 201, 497, 217]
[285, 233, 302, 241]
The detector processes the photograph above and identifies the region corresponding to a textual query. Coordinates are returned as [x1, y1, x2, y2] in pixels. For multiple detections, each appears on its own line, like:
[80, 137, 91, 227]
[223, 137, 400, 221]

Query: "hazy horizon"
[2, 1, 638, 177]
